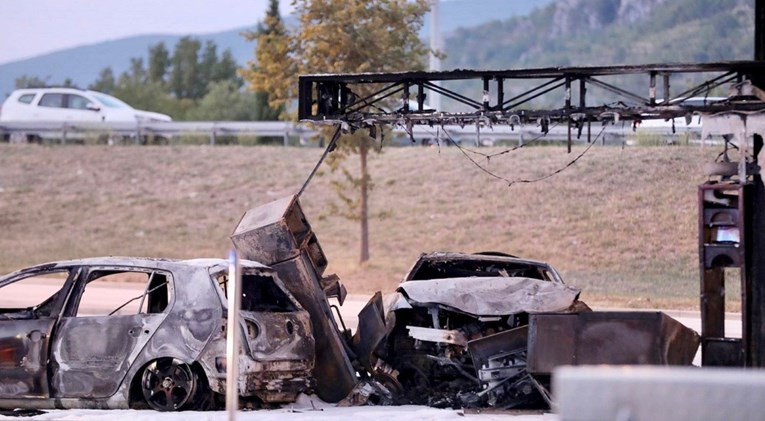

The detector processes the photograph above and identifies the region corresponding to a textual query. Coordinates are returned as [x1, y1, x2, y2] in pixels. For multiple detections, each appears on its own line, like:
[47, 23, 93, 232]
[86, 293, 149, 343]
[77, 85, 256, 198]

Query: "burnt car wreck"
[0, 195, 701, 412]
[349, 252, 698, 409]
[231, 196, 701, 411]
[0, 258, 313, 411]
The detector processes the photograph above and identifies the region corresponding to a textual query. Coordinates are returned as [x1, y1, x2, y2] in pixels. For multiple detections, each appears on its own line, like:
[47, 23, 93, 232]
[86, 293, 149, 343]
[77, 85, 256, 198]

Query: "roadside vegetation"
[0, 143, 732, 310]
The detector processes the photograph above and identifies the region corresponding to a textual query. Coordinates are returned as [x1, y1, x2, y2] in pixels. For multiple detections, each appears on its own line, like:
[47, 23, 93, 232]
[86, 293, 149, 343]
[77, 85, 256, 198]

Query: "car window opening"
[0, 270, 70, 319]
[216, 273, 297, 312]
[410, 260, 547, 281]
[77, 270, 171, 317]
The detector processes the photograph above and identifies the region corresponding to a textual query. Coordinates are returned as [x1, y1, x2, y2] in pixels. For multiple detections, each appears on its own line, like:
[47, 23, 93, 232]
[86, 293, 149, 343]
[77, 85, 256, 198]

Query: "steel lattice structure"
[298, 61, 765, 132]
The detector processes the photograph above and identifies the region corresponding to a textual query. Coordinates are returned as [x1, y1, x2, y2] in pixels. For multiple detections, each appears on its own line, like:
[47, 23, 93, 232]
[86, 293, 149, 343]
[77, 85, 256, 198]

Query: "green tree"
[243, 0, 284, 121]
[187, 80, 261, 121]
[244, 0, 430, 263]
[214, 49, 241, 87]
[125, 58, 147, 84]
[89, 67, 116, 93]
[148, 42, 171, 85]
[14, 75, 49, 89]
[170, 37, 202, 99]
[198, 40, 218, 94]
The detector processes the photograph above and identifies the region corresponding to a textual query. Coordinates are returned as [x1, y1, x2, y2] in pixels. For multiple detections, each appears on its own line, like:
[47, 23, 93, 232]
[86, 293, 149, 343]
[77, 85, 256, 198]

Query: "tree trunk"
[359, 142, 370, 263]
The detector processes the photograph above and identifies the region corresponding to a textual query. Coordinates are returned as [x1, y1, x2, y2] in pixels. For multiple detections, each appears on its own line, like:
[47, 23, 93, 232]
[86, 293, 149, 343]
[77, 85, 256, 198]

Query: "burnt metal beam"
[298, 61, 765, 128]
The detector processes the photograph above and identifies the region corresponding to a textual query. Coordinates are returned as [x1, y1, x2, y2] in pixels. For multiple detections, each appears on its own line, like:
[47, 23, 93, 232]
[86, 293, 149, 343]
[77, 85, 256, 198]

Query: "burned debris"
[0, 195, 701, 412]
[231, 197, 701, 411]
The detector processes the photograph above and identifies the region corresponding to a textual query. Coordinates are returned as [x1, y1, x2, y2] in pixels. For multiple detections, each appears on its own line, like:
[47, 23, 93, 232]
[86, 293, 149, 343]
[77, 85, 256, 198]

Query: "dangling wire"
[457, 121, 562, 159]
[441, 123, 607, 187]
[298, 124, 343, 197]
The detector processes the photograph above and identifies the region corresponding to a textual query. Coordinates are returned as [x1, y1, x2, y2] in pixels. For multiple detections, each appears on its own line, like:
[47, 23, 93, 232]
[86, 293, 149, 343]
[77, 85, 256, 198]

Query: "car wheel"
[141, 358, 198, 411]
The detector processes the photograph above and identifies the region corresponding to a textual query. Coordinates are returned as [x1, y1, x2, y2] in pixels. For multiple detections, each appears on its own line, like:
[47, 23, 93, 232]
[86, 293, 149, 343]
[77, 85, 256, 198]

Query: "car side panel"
[113, 267, 222, 402]
[50, 314, 165, 398]
[0, 318, 55, 399]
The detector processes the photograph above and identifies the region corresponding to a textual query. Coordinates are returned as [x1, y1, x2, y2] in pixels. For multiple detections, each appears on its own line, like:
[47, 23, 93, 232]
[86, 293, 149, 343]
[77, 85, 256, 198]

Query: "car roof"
[416, 251, 551, 267]
[2, 257, 271, 280]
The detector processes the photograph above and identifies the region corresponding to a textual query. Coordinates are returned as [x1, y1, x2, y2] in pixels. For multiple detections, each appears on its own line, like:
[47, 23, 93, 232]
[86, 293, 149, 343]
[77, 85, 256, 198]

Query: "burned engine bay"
[231, 195, 701, 411]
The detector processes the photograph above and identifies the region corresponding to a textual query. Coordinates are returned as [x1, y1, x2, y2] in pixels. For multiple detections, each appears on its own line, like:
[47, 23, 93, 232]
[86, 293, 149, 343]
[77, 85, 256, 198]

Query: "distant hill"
[0, 0, 554, 98]
[0, 29, 256, 99]
[440, 0, 755, 107]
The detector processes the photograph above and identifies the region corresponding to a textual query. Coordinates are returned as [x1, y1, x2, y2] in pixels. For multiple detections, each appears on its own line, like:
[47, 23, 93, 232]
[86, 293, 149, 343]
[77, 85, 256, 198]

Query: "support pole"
[756, 0, 765, 61]
[226, 249, 242, 420]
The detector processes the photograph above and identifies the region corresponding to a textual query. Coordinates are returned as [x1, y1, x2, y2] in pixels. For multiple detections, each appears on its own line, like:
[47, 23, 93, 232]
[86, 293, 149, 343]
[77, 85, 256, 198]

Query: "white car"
[0, 88, 171, 143]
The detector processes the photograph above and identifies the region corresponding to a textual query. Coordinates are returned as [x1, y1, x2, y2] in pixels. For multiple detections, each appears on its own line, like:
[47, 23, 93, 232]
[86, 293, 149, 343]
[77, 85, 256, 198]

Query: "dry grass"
[0, 143, 733, 309]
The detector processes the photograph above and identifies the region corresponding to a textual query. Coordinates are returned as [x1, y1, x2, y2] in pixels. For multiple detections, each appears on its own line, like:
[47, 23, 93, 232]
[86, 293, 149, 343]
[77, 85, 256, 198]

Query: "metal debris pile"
[231, 195, 701, 410]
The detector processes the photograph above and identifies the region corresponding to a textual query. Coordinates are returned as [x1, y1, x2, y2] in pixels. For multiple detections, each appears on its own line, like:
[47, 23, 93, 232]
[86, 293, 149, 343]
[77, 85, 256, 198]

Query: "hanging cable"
[442, 123, 607, 187]
[297, 124, 343, 197]
[456, 121, 562, 160]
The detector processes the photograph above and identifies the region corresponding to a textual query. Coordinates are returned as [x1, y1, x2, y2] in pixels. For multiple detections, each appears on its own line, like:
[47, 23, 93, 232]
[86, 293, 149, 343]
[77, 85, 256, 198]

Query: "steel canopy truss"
[298, 61, 765, 129]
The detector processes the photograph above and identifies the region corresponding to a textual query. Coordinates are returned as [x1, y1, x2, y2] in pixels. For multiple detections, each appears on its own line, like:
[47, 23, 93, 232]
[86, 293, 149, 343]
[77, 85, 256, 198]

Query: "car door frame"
[49, 265, 175, 399]
[0, 266, 79, 399]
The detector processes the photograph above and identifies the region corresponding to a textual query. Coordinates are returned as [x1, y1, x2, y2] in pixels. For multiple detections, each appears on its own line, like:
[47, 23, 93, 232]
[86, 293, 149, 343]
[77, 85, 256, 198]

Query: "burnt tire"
[141, 358, 198, 411]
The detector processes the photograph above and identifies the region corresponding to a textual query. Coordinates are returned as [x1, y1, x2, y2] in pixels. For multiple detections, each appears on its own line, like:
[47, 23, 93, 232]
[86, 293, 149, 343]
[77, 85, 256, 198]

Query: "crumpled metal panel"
[0, 318, 54, 399]
[527, 311, 700, 375]
[231, 195, 357, 403]
[398, 276, 581, 317]
[351, 292, 387, 373]
[270, 255, 357, 402]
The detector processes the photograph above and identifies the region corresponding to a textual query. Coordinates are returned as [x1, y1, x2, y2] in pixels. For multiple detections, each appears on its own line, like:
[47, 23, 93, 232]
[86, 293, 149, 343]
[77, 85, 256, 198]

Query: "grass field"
[0, 143, 738, 310]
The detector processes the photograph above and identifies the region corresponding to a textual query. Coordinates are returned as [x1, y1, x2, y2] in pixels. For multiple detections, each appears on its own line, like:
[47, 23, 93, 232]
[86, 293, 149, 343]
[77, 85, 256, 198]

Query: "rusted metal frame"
[483, 77, 491, 111]
[584, 76, 649, 105]
[298, 77, 313, 121]
[749, 173, 765, 367]
[417, 83, 426, 112]
[298, 62, 765, 126]
[340, 82, 405, 115]
[669, 72, 738, 104]
[500, 77, 565, 109]
[402, 82, 411, 113]
[578, 78, 591, 143]
[504, 78, 567, 111]
[496, 77, 504, 112]
[421, 80, 484, 109]
[298, 61, 765, 85]
[565, 76, 572, 153]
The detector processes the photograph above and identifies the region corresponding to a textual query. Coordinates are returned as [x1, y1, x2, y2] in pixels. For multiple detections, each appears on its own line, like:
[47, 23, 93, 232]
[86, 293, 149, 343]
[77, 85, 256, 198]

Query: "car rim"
[141, 358, 196, 411]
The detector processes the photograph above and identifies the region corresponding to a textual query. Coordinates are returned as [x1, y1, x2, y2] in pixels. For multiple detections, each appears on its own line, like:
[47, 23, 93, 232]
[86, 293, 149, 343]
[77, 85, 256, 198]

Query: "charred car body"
[0, 257, 313, 411]
[351, 252, 588, 408]
[350, 252, 700, 409]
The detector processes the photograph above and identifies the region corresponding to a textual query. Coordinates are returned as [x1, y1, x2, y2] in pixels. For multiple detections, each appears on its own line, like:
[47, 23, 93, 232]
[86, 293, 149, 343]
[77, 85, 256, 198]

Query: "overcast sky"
[0, 0, 295, 65]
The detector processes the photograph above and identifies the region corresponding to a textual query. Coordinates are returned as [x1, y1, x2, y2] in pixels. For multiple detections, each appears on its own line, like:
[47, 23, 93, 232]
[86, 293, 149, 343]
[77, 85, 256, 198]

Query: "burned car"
[350, 251, 699, 410]
[351, 251, 586, 409]
[0, 257, 314, 411]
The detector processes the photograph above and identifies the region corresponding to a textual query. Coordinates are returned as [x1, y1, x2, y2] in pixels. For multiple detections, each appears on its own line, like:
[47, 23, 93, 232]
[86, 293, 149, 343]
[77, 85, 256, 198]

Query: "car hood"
[133, 109, 172, 122]
[396, 276, 581, 317]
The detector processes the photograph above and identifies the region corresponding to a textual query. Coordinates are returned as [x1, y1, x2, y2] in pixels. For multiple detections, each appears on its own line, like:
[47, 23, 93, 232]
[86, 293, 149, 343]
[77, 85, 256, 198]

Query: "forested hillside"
[439, 0, 755, 109]
[445, 0, 754, 69]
